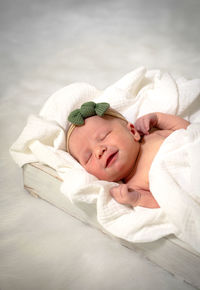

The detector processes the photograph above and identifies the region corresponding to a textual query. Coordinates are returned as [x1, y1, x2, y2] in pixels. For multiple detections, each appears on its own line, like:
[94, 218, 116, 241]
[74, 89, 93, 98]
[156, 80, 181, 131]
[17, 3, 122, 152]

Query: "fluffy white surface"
[1, 0, 200, 289]
[10, 67, 200, 250]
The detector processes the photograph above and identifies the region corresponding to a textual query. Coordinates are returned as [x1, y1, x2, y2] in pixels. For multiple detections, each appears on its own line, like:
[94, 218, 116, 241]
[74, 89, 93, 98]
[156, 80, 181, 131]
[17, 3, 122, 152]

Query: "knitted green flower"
[68, 101, 110, 125]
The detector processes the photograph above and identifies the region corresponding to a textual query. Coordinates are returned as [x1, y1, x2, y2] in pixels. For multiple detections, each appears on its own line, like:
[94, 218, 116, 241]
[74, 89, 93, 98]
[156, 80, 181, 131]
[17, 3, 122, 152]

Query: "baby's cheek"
[86, 163, 103, 179]
[91, 168, 112, 181]
[86, 160, 118, 181]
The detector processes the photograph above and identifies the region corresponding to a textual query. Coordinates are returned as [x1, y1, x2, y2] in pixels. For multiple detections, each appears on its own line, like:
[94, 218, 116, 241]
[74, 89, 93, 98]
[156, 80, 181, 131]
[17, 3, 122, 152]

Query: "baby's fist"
[110, 184, 140, 207]
[135, 113, 158, 135]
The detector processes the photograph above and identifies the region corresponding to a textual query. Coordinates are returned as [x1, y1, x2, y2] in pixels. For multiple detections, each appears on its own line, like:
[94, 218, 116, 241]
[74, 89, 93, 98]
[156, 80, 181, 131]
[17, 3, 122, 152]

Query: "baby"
[66, 102, 190, 209]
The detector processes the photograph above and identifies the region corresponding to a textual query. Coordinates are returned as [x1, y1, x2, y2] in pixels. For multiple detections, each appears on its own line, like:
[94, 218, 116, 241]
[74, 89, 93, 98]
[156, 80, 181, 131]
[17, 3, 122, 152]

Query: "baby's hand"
[135, 113, 158, 135]
[110, 184, 141, 207]
[110, 185, 160, 208]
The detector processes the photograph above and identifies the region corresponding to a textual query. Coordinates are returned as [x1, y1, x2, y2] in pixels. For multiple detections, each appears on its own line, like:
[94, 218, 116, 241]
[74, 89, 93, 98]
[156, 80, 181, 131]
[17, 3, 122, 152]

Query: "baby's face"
[68, 115, 141, 182]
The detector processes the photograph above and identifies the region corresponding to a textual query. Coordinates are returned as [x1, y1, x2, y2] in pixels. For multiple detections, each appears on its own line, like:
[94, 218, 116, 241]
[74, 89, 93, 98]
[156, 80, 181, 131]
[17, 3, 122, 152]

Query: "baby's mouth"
[106, 151, 118, 168]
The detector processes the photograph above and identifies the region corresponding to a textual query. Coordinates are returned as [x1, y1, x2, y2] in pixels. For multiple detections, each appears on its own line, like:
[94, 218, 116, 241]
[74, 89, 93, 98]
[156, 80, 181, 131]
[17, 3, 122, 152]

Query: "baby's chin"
[93, 172, 120, 182]
[111, 164, 136, 182]
[91, 156, 137, 182]
[95, 170, 130, 182]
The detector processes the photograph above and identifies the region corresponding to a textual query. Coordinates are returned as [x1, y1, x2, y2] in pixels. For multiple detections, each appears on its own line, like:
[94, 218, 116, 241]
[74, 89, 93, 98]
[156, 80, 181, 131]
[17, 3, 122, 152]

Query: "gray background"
[0, 0, 200, 289]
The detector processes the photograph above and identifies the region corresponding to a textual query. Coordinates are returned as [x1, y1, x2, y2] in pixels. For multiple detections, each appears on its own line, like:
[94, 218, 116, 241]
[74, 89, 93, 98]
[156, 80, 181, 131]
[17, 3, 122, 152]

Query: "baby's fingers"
[110, 184, 128, 203]
[135, 117, 150, 135]
[110, 185, 140, 207]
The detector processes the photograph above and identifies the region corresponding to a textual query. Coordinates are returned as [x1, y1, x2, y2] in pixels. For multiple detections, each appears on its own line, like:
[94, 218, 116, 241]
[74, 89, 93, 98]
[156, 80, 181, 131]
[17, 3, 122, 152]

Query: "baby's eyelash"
[101, 131, 111, 140]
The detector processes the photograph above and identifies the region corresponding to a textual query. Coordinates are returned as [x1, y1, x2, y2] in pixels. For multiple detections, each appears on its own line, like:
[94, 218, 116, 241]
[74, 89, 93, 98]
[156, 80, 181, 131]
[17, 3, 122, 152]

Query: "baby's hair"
[66, 107, 127, 153]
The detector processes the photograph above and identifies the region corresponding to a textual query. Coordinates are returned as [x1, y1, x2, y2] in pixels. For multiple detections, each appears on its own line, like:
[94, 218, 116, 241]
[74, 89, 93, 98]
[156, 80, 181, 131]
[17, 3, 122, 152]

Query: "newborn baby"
[66, 102, 189, 209]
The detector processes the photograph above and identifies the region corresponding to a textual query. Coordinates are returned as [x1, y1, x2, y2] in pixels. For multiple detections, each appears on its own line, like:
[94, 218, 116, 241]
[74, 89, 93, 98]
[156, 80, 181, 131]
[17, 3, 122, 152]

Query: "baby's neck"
[122, 143, 143, 183]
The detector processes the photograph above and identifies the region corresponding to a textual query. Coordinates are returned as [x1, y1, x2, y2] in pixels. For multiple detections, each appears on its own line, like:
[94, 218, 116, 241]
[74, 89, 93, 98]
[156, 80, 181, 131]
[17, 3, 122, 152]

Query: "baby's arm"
[110, 184, 160, 208]
[135, 112, 190, 135]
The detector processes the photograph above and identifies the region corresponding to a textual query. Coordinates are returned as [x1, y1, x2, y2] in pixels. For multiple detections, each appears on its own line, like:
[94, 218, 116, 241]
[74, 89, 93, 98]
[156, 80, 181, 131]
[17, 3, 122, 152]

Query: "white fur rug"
[1, 0, 200, 290]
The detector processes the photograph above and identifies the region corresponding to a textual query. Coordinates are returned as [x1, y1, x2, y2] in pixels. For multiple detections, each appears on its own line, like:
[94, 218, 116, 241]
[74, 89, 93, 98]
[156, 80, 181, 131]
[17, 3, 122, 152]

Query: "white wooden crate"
[23, 163, 200, 289]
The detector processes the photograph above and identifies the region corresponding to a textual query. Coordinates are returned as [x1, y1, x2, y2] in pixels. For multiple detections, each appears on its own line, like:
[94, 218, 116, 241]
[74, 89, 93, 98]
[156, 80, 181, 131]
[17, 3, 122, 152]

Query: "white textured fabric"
[10, 67, 200, 249]
[149, 124, 200, 252]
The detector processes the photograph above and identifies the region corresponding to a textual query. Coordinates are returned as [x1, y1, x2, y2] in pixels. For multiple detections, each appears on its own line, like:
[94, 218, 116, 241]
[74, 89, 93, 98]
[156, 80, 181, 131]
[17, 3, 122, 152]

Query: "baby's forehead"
[69, 116, 108, 148]
[84, 114, 123, 129]
[78, 115, 113, 133]
[71, 116, 117, 140]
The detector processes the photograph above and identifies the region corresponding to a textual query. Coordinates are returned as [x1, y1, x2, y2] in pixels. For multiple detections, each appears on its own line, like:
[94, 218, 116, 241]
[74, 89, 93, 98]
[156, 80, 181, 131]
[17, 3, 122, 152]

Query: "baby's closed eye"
[99, 131, 111, 141]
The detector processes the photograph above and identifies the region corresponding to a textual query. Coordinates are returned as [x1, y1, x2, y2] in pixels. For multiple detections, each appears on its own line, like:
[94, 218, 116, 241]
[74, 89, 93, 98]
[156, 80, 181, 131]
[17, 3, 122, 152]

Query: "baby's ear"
[127, 123, 141, 141]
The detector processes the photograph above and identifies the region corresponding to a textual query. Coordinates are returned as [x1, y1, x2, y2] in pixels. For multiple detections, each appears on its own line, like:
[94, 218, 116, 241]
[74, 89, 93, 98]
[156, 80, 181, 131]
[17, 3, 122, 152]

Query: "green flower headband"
[68, 101, 110, 125]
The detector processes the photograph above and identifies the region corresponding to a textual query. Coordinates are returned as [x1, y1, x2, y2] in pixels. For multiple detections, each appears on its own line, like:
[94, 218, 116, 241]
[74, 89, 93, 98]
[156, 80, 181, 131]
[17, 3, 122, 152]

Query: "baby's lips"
[105, 150, 118, 168]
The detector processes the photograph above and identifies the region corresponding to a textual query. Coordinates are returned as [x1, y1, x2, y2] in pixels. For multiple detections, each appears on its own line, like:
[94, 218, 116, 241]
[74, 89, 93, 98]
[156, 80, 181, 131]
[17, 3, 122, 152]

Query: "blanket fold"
[10, 67, 200, 251]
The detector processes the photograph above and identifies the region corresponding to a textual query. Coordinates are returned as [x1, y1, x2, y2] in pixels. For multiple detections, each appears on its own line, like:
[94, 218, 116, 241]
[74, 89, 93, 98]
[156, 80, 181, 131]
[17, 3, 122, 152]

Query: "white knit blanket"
[10, 67, 200, 251]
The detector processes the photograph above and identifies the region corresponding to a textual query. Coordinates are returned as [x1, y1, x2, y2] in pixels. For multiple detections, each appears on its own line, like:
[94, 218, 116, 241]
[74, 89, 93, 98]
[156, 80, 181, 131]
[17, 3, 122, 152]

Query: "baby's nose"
[95, 145, 106, 159]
